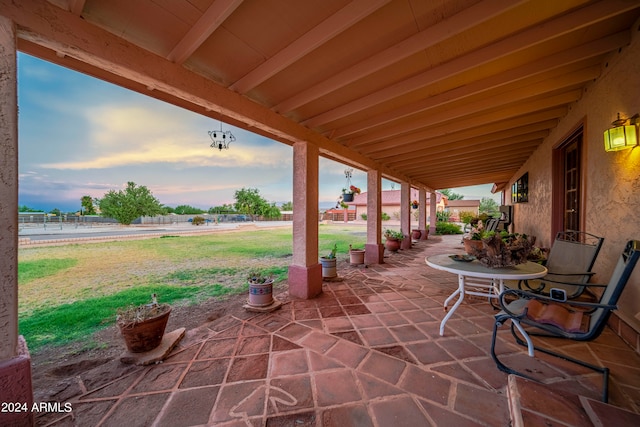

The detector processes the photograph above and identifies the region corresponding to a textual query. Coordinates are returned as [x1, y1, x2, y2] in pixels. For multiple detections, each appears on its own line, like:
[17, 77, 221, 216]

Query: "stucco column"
[365, 169, 384, 264]
[429, 191, 437, 236]
[418, 188, 428, 240]
[288, 141, 322, 299]
[0, 15, 34, 426]
[400, 182, 412, 249]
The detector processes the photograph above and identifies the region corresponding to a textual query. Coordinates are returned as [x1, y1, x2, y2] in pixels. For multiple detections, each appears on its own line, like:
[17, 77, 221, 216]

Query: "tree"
[479, 197, 500, 217]
[174, 205, 205, 215]
[80, 195, 96, 215]
[234, 187, 274, 220]
[280, 201, 293, 211]
[19, 205, 41, 212]
[439, 189, 464, 200]
[208, 204, 236, 214]
[97, 182, 163, 225]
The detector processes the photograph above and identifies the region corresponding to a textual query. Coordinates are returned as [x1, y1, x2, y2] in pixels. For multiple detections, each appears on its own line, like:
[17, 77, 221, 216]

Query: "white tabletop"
[426, 253, 547, 280]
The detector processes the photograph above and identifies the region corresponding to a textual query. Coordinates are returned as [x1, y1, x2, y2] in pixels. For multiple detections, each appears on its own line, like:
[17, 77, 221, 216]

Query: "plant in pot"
[349, 244, 365, 265]
[247, 271, 274, 307]
[320, 244, 338, 278]
[117, 293, 171, 353]
[462, 219, 487, 254]
[384, 229, 404, 252]
[341, 185, 360, 202]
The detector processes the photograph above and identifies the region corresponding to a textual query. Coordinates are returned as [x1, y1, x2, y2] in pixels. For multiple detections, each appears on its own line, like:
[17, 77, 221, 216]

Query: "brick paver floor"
[39, 235, 640, 426]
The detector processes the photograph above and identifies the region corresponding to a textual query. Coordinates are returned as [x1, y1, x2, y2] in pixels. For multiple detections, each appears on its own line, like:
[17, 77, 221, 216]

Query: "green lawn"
[18, 224, 366, 352]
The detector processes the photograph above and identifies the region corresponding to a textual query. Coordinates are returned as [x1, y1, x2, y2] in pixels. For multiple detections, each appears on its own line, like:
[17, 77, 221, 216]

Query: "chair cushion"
[525, 300, 588, 333]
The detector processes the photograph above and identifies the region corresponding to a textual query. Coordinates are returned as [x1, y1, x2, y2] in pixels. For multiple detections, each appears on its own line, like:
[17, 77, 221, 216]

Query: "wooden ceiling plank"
[167, 0, 244, 64]
[331, 31, 628, 139]
[383, 132, 546, 165]
[68, 0, 86, 15]
[358, 110, 564, 156]
[368, 122, 555, 159]
[348, 91, 578, 148]
[345, 67, 596, 147]
[230, 0, 391, 93]
[303, 0, 635, 127]
[273, 0, 528, 113]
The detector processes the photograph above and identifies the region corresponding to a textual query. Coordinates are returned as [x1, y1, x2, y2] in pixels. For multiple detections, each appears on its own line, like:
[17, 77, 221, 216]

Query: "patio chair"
[518, 230, 604, 299]
[490, 240, 640, 403]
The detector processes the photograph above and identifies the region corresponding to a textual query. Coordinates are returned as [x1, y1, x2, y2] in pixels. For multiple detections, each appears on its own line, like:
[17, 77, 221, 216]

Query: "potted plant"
[384, 229, 404, 252]
[462, 219, 487, 254]
[117, 294, 171, 353]
[411, 199, 419, 209]
[247, 271, 274, 307]
[320, 244, 338, 277]
[341, 185, 361, 202]
[349, 244, 365, 265]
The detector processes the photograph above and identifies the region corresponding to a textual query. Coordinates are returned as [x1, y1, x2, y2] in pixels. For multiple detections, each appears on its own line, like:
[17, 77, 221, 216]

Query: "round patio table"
[426, 254, 547, 336]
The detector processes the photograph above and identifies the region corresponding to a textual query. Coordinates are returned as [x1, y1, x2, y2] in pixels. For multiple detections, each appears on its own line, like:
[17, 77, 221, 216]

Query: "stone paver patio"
[38, 235, 640, 426]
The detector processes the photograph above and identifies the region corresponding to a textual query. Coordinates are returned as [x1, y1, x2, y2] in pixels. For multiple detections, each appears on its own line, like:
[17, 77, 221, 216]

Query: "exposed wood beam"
[348, 92, 578, 149]
[273, 0, 528, 113]
[344, 67, 596, 147]
[68, 0, 85, 15]
[167, 0, 243, 64]
[385, 132, 547, 166]
[230, 0, 391, 93]
[302, 0, 635, 127]
[369, 121, 555, 159]
[330, 32, 627, 139]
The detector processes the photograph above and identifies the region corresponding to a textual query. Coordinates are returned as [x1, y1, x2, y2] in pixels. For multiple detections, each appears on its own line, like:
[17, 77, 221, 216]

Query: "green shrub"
[459, 211, 476, 224]
[436, 211, 451, 222]
[436, 222, 462, 235]
[361, 213, 367, 220]
[192, 216, 205, 225]
[381, 212, 390, 220]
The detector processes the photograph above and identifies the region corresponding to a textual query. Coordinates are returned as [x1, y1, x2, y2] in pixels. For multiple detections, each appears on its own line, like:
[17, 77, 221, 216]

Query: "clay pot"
[385, 237, 401, 252]
[119, 306, 171, 353]
[463, 239, 484, 255]
[411, 229, 422, 239]
[248, 279, 274, 307]
[320, 257, 337, 278]
[349, 249, 365, 265]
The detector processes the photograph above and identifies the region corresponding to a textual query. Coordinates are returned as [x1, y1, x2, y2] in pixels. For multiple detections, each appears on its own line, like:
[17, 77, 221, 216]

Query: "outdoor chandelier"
[208, 122, 236, 151]
[603, 113, 638, 152]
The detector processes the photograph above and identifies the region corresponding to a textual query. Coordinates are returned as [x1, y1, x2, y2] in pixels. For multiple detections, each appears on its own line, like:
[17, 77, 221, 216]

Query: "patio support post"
[0, 15, 34, 426]
[288, 141, 322, 299]
[429, 191, 437, 236]
[400, 182, 411, 249]
[365, 169, 384, 264]
[418, 188, 428, 240]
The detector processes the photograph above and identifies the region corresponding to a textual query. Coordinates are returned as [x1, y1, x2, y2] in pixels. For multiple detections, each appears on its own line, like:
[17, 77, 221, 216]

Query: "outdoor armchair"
[517, 230, 604, 299]
[490, 239, 640, 402]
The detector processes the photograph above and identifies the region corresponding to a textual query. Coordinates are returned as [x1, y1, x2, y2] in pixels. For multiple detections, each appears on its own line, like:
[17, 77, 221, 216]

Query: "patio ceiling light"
[604, 113, 638, 152]
[208, 122, 236, 151]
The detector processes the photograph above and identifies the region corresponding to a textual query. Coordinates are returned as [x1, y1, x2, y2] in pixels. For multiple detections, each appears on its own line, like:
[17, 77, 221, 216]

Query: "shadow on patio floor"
[39, 235, 640, 426]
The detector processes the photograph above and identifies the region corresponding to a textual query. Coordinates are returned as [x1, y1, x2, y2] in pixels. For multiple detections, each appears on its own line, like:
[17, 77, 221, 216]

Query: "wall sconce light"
[603, 113, 638, 152]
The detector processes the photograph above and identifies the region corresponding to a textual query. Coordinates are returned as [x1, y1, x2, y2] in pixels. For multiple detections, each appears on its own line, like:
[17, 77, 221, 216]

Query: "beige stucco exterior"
[509, 26, 640, 333]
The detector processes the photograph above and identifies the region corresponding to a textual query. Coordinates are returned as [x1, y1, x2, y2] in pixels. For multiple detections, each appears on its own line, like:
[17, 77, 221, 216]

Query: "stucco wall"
[508, 19, 640, 332]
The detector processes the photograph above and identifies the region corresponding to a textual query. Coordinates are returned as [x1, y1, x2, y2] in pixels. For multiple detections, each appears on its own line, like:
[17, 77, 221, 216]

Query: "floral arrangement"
[411, 200, 419, 208]
[464, 219, 490, 241]
[343, 185, 361, 195]
[469, 231, 536, 268]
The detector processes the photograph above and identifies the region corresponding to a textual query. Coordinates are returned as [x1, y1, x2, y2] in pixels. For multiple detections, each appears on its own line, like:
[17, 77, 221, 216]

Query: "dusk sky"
[17, 53, 499, 213]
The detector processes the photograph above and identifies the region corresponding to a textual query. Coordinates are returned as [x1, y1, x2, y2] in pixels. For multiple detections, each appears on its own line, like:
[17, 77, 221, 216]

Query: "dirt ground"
[30, 280, 288, 411]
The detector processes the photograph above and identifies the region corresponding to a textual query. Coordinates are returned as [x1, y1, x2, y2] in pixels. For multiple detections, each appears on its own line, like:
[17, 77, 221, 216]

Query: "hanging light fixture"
[208, 122, 236, 151]
[603, 113, 638, 152]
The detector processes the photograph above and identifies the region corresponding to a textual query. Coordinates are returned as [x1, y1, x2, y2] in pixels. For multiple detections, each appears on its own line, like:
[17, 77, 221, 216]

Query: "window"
[512, 173, 528, 203]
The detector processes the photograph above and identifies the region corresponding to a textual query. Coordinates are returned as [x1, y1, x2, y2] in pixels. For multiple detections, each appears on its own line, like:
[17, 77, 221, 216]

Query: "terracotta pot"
[349, 249, 365, 265]
[119, 306, 171, 353]
[385, 237, 401, 252]
[411, 229, 422, 239]
[463, 239, 484, 255]
[320, 257, 337, 277]
[248, 279, 274, 307]
[342, 193, 354, 202]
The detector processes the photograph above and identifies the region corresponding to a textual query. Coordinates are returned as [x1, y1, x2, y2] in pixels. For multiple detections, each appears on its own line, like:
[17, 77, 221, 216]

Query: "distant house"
[348, 189, 447, 221]
[446, 200, 481, 222]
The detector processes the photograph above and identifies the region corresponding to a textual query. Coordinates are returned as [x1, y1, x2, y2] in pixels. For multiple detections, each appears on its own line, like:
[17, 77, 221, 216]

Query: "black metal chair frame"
[490, 240, 640, 403]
